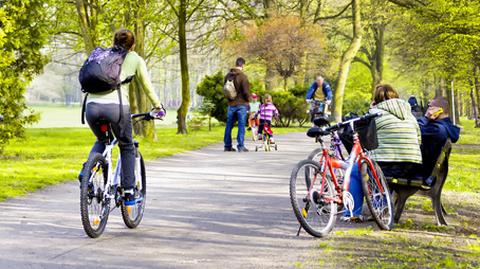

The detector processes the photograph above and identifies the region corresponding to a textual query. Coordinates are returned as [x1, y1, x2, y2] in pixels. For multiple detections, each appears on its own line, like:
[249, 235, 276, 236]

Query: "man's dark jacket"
[224, 68, 250, 106]
[418, 116, 460, 178]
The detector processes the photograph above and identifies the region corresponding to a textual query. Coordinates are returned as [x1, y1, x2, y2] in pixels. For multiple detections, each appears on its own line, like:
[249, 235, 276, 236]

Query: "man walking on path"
[223, 57, 251, 152]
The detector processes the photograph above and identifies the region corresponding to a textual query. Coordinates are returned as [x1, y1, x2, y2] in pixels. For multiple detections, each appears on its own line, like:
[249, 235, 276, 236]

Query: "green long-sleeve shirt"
[369, 98, 422, 164]
[87, 51, 161, 108]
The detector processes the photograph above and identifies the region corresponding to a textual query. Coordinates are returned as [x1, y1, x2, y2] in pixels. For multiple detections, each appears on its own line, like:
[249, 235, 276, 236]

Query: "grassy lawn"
[298, 118, 480, 269]
[0, 123, 304, 201]
[27, 103, 179, 128]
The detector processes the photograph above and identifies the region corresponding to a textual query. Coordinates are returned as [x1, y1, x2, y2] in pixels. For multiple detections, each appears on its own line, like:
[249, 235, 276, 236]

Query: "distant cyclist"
[83, 29, 163, 207]
[305, 75, 333, 104]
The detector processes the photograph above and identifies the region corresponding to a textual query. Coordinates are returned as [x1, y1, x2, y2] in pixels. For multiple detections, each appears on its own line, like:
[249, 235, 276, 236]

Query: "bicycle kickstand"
[296, 225, 302, 236]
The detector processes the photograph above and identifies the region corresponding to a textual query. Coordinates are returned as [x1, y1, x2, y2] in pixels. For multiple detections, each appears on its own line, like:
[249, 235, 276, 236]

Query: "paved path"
[0, 132, 343, 268]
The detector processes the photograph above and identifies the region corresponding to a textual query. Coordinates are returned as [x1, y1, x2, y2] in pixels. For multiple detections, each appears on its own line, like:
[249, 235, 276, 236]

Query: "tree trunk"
[333, 0, 363, 122]
[75, 0, 96, 53]
[474, 65, 480, 127]
[265, 65, 276, 91]
[373, 24, 384, 89]
[469, 79, 479, 127]
[434, 76, 442, 97]
[454, 86, 461, 125]
[177, 0, 190, 134]
[131, 0, 156, 140]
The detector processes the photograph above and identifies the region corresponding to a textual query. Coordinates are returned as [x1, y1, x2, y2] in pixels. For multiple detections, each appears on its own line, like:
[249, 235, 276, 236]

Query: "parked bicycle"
[289, 113, 394, 237]
[80, 111, 164, 238]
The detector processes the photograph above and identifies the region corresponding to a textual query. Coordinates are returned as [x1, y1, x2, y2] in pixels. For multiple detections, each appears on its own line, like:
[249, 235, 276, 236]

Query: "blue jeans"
[224, 105, 247, 149]
[344, 164, 364, 217]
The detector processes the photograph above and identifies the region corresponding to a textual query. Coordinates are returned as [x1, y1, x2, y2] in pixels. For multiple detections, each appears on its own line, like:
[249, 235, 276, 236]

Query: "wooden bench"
[387, 139, 452, 225]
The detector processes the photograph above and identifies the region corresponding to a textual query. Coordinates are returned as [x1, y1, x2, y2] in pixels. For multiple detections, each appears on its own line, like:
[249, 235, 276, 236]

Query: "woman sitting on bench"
[417, 97, 460, 186]
[343, 84, 423, 221]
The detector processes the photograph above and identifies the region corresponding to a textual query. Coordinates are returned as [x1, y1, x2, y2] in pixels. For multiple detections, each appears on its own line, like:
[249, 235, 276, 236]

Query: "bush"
[270, 90, 308, 127]
[196, 71, 229, 123]
[196, 72, 308, 127]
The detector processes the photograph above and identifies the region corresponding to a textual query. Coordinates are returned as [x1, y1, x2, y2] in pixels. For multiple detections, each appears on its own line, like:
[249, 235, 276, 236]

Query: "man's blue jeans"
[224, 105, 247, 150]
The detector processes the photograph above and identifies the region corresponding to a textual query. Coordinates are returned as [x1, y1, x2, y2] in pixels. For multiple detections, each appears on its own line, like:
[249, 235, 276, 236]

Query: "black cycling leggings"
[85, 102, 136, 190]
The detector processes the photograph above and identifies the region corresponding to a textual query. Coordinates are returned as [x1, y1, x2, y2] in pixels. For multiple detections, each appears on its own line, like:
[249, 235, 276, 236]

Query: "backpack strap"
[81, 93, 89, 125]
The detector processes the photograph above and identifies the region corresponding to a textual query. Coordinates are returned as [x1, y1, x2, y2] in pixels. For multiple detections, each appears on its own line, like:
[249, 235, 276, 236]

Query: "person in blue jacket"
[305, 76, 333, 104]
[417, 96, 460, 184]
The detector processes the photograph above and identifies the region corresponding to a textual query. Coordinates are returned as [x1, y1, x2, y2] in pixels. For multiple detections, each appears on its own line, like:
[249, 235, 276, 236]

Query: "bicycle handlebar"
[131, 110, 166, 121]
[307, 112, 381, 138]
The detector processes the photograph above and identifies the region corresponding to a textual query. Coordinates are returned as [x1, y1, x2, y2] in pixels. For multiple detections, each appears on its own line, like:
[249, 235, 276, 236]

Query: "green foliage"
[196, 71, 229, 122]
[0, 0, 49, 153]
[343, 62, 372, 115]
[270, 86, 309, 127]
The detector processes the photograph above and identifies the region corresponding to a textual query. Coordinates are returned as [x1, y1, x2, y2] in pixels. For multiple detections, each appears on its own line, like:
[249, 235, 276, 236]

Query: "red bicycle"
[289, 113, 394, 237]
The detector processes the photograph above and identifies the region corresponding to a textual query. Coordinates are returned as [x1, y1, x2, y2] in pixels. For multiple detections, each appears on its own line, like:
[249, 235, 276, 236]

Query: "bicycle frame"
[97, 129, 142, 205]
[309, 121, 384, 217]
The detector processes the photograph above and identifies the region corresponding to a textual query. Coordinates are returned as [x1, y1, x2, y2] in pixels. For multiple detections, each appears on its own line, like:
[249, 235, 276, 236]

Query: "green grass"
[298, 118, 480, 269]
[0, 124, 303, 201]
[445, 118, 480, 192]
[27, 103, 179, 128]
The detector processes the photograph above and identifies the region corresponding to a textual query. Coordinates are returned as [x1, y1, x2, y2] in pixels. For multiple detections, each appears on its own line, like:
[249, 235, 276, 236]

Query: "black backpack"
[79, 47, 128, 93]
[79, 47, 132, 124]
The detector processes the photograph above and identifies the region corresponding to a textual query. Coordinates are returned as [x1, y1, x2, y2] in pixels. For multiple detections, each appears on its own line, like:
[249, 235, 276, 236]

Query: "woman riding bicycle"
[84, 29, 163, 207]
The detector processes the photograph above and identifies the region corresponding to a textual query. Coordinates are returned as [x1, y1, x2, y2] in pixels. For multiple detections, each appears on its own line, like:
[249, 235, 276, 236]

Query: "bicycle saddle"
[307, 127, 330, 138]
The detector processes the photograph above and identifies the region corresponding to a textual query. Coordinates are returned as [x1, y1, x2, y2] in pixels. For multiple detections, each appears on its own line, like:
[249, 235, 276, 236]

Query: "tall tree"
[332, 0, 364, 122]
[165, 0, 209, 134]
[0, 0, 50, 152]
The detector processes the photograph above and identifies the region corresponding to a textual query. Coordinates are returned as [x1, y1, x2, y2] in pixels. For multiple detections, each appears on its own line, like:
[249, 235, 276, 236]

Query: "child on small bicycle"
[248, 93, 260, 129]
[256, 94, 279, 143]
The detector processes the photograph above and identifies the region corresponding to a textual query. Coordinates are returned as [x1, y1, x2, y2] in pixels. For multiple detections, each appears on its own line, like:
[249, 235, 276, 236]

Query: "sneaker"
[258, 134, 263, 140]
[269, 137, 275, 144]
[123, 189, 136, 214]
[224, 147, 236, 152]
[341, 215, 365, 223]
[238, 147, 249, 152]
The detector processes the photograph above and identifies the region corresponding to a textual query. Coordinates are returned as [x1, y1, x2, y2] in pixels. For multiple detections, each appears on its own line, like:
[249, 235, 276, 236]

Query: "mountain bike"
[290, 113, 394, 237]
[80, 111, 164, 238]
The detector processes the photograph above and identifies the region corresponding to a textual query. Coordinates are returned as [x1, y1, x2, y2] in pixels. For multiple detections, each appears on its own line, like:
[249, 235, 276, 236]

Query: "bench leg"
[441, 203, 448, 216]
[393, 191, 408, 224]
[432, 196, 448, 226]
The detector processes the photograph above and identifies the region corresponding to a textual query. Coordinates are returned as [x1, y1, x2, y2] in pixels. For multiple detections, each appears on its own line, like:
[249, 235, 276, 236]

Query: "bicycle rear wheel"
[290, 159, 337, 237]
[80, 153, 109, 238]
[307, 148, 323, 163]
[121, 151, 146, 228]
[360, 160, 394, 230]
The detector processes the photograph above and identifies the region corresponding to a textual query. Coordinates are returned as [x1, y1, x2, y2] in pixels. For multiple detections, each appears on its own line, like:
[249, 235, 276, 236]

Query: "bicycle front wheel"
[80, 153, 109, 238]
[121, 151, 146, 228]
[290, 159, 337, 237]
[360, 160, 394, 230]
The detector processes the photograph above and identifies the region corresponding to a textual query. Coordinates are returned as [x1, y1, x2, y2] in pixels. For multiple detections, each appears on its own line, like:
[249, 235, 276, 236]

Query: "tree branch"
[314, 1, 352, 22]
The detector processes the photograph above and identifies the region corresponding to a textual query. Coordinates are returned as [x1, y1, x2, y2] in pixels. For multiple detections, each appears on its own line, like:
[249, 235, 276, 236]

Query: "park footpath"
[0, 132, 364, 268]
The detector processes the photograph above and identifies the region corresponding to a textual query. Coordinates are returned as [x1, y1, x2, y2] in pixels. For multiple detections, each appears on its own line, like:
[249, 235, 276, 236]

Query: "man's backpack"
[223, 73, 238, 101]
[79, 47, 128, 93]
